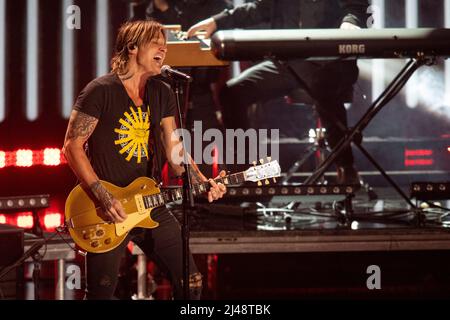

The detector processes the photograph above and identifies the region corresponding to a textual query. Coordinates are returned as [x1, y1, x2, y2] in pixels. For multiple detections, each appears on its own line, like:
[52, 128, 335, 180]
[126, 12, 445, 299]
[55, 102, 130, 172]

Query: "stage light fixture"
[43, 148, 61, 166]
[0, 151, 5, 168]
[16, 212, 33, 229]
[405, 149, 433, 157]
[411, 182, 450, 200]
[15, 149, 33, 167]
[26, 0, 39, 121]
[0, 148, 66, 168]
[0, 194, 49, 210]
[96, 0, 109, 77]
[43, 212, 62, 229]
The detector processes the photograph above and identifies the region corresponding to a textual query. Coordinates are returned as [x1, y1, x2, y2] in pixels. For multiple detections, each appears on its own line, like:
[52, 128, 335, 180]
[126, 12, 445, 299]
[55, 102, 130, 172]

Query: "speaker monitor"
[0, 224, 24, 299]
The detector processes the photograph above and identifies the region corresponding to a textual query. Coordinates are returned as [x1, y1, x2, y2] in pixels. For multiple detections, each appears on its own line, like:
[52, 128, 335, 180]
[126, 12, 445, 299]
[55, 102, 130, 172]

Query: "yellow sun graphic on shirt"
[114, 106, 150, 163]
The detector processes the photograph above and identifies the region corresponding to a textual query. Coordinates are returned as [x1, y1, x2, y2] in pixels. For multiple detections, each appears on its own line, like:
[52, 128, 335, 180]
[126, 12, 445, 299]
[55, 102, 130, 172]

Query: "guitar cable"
[55, 224, 87, 257]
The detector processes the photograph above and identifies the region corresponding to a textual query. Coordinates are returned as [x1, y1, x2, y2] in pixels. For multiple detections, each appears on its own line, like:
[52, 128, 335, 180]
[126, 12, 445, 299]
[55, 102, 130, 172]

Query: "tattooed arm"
[63, 110, 127, 222]
[160, 116, 226, 202]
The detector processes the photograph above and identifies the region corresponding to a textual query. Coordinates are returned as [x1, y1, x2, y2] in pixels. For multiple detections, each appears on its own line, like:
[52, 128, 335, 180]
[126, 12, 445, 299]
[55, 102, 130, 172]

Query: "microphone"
[160, 65, 192, 82]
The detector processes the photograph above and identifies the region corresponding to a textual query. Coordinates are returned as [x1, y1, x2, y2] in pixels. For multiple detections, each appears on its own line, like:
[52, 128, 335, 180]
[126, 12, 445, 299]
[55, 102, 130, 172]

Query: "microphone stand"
[171, 77, 194, 300]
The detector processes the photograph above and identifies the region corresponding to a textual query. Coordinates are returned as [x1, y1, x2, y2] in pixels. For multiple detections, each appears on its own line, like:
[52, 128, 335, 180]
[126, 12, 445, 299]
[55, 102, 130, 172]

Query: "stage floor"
[179, 187, 450, 254]
[16, 186, 450, 299]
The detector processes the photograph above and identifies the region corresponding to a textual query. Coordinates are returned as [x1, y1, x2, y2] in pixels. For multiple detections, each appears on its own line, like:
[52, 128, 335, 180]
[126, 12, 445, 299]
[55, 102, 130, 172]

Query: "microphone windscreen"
[160, 65, 171, 77]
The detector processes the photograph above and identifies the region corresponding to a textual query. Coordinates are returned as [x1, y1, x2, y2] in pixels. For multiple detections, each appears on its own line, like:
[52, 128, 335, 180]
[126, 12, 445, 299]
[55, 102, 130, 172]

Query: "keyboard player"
[187, 0, 371, 185]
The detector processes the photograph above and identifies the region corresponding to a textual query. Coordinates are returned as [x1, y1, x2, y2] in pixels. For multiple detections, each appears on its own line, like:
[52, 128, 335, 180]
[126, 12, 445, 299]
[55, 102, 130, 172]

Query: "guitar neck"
[190, 172, 246, 196]
[141, 172, 247, 209]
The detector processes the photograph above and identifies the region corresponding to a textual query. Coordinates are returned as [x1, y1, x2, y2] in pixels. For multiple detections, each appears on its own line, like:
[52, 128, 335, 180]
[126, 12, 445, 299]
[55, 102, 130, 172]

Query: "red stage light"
[404, 148, 434, 167]
[5, 152, 15, 167]
[404, 149, 433, 157]
[43, 212, 62, 229]
[0, 151, 5, 168]
[405, 159, 434, 166]
[43, 148, 61, 166]
[15, 149, 33, 167]
[127, 242, 134, 253]
[0, 148, 66, 168]
[447, 147, 450, 153]
[16, 212, 34, 228]
[0, 214, 6, 224]
[212, 145, 219, 178]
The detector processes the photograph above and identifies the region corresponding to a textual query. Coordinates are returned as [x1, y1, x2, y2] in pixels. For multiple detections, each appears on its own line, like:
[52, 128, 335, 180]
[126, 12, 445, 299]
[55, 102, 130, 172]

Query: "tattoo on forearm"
[90, 181, 113, 210]
[189, 169, 203, 184]
[67, 112, 97, 140]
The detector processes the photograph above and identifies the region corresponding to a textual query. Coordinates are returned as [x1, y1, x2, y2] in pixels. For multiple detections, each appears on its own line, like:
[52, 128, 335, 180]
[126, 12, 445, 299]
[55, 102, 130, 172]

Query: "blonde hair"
[111, 20, 165, 75]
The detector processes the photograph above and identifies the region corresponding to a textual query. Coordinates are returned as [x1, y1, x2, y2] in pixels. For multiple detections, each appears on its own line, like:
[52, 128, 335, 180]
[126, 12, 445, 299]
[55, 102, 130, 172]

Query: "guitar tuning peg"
[257, 181, 262, 186]
[273, 177, 277, 183]
[267, 156, 272, 162]
[259, 159, 264, 164]
[252, 161, 257, 166]
[265, 179, 270, 185]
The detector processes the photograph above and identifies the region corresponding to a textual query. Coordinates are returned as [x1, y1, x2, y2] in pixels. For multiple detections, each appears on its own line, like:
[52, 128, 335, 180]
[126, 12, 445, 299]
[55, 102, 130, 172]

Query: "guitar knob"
[91, 241, 99, 248]
[82, 233, 90, 240]
[96, 229, 104, 237]
[104, 238, 112, 245]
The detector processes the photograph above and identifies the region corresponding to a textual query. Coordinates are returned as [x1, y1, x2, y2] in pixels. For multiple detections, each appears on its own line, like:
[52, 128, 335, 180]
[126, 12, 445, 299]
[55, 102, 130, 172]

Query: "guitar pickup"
[134, 194, 146, 212]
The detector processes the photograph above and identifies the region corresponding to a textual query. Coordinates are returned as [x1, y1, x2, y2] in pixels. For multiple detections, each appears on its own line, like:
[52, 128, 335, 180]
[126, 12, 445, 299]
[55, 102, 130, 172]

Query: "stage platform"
[189, 228, 450, 254]
[9, 187, 450, 299]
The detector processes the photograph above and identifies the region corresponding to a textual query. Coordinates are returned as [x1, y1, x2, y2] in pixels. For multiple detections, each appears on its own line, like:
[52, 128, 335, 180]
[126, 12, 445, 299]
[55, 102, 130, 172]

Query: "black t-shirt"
[73, 73, 176, 187]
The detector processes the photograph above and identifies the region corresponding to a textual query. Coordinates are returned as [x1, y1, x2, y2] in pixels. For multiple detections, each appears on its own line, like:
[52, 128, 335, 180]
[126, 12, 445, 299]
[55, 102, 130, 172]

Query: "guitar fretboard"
[141, 172, 246, 209]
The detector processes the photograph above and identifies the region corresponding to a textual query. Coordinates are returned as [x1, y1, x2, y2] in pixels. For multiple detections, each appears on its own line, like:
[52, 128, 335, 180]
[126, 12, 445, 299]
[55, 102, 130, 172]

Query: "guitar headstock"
[244, 158, 281, 185]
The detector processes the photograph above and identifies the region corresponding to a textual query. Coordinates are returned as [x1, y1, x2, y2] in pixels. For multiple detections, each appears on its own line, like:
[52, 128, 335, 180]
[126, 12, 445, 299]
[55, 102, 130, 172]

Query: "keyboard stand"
[304, 55, 436, 222]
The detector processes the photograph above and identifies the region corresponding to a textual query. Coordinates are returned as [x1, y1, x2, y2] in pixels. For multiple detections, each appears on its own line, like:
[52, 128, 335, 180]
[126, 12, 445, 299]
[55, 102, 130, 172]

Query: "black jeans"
[220, 59, 359, 167]
[84, 206, 201, 300]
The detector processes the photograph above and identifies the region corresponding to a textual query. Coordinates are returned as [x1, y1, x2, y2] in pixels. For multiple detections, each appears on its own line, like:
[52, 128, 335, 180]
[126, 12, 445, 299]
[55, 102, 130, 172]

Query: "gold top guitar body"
[65, 160, 281, 254]
[65, 177, 163, 254]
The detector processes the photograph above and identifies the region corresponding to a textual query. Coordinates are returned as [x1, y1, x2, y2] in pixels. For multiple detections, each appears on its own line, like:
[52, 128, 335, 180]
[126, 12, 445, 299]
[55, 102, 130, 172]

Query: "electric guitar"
[65, 159, 281, 253]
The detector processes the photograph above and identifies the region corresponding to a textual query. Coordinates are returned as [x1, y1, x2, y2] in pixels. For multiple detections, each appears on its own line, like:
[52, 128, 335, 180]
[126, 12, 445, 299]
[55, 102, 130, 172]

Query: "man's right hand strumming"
[187, 18, 217, 39]
[90, 181, 127, 223]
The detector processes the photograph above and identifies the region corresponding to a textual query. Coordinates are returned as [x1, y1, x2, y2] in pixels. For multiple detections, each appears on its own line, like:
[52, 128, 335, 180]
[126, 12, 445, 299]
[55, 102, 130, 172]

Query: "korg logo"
[339, 44, 366, 54]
